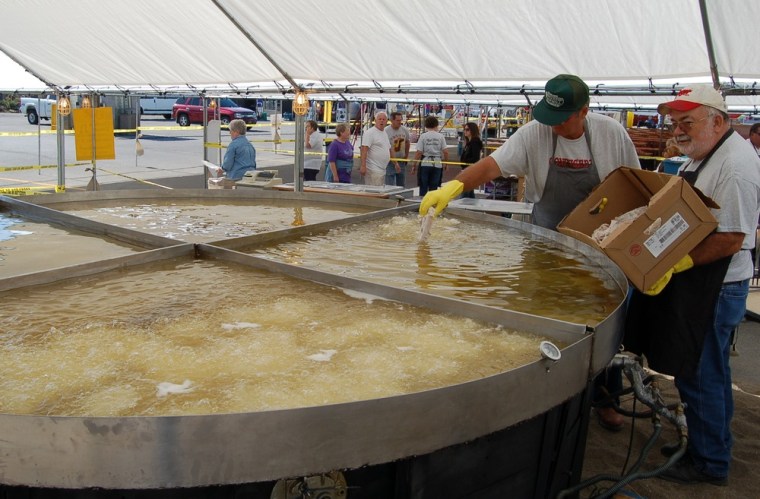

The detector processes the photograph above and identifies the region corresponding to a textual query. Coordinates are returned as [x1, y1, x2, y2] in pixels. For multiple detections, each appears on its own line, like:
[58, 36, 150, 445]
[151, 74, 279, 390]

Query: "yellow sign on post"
[72, 107, 116, 160]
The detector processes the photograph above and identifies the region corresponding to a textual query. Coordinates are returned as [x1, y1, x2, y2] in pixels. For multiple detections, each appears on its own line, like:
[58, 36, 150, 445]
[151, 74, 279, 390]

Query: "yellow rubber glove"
[644, 255, 694, 296]
[673, 254, 694, 273]
[419, 180, 464, 216]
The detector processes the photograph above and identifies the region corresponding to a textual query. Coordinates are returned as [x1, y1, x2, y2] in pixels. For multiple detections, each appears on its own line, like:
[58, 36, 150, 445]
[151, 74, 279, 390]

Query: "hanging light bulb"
[293, 91, 309, 116]
[81, 95, 92, 108]
[57, 95, 71, 116]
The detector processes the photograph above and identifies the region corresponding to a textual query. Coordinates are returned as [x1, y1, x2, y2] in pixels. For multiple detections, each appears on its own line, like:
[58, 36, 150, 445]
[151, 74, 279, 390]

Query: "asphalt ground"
[0, 112, 302, 193]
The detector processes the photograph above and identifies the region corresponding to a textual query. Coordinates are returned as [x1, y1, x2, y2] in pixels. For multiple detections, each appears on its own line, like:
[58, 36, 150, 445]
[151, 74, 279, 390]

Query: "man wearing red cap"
[420, 74, 640, 431]
[626, 85, 760, 486]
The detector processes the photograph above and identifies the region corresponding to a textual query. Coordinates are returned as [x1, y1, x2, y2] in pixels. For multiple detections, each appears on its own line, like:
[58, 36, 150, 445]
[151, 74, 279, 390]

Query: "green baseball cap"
[533, 74, 590, 126]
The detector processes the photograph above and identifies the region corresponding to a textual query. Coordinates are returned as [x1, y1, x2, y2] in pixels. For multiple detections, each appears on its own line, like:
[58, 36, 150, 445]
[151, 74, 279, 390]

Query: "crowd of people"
[285, 109, 484, 190]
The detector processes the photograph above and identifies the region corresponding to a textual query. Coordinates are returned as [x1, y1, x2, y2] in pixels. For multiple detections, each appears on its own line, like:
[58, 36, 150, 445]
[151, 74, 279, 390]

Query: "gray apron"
[532, 123, 600, 230]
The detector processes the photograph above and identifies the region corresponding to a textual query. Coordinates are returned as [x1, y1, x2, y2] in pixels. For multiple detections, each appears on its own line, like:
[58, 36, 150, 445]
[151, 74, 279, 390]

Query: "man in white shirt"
[360, 112, 392, 186]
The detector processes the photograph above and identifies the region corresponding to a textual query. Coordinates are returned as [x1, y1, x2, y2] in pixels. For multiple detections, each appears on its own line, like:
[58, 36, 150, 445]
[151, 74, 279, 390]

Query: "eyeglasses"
[669, 116, 709, 132]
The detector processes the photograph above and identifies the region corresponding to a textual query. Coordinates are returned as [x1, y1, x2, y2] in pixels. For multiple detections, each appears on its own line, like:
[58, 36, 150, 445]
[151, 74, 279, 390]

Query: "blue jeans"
[386, 162, 405, 187]
[417, 166, 443, 197]
[675, 279, 748, 477]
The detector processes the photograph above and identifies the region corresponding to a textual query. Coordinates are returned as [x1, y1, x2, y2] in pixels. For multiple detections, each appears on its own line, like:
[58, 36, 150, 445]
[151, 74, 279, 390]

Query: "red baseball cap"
[657, 85, 727, 115]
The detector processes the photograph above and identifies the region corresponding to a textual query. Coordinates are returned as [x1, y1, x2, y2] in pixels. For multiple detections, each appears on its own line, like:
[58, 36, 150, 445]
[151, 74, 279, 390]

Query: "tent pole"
[698, 0, 721, 89]
[55, 91, 65, 192]
[294, 113, 305, 193]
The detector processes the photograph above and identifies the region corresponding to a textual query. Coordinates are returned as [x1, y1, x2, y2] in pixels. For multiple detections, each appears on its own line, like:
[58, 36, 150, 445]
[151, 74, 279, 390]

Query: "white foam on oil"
[307, 349, 338, 362]
[341, 288, 391, 303]
[156, 380, 194, 397]
[222, 322, 261, 331]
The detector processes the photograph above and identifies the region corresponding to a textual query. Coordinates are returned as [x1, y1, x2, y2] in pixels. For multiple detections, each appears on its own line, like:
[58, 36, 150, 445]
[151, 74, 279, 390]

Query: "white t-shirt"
[416, 130, 447, 167]
[489, 112, 640, 203]
[304, 131, 324, 171]
[682, 132, 760, 282]
[362, 126, 391, 174]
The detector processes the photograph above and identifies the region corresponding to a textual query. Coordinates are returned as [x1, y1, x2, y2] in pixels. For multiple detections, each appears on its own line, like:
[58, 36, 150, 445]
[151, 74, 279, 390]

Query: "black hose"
[557, 356, 689, 499]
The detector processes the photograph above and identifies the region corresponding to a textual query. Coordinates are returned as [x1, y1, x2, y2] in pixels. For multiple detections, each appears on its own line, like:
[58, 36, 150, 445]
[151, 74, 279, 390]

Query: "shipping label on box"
[558, 168, 718, 292]
[643, 212, 689, 258]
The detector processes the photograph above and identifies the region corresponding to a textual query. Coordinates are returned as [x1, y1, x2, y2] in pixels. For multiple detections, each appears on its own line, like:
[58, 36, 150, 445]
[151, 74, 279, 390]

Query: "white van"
[140, 97, 182, 119]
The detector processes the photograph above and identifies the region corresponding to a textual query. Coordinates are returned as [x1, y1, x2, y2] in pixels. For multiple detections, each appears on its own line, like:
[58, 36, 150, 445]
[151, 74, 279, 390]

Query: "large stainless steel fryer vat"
[0, 190, 629, 498]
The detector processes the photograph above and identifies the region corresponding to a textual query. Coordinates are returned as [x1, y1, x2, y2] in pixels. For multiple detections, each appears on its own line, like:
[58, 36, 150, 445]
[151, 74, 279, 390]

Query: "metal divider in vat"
[1, 195, 192, 291]
[209, 203, 416, 249]
[0, 244, 195, 292]
[18, 188, 406, 208]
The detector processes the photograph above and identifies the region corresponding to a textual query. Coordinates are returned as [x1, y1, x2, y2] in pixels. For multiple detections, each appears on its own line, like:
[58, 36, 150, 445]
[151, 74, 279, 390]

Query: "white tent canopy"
[0, 0, 759, 110]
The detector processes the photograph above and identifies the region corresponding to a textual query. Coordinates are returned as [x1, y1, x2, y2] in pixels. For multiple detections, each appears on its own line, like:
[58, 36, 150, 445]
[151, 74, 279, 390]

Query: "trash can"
[118, 112, 137, 135]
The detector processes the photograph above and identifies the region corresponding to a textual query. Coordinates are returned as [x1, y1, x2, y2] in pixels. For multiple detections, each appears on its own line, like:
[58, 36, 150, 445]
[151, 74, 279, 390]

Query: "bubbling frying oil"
[47, 199, 373, 242]
[249, 214, 623, 324]
[0, 259, 547, 417]
[0, 212, 141, 278]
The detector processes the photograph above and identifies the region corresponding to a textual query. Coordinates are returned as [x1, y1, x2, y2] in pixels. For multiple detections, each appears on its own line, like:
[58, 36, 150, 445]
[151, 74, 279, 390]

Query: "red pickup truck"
[172, 97, 257, 126]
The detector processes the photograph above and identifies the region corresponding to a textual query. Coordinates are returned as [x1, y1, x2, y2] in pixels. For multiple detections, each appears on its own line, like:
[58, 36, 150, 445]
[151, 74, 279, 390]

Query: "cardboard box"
[558, 167, 718, 292]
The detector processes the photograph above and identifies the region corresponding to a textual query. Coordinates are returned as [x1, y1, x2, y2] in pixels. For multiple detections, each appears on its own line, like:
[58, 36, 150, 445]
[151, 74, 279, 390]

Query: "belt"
[723, 279, 749, 286]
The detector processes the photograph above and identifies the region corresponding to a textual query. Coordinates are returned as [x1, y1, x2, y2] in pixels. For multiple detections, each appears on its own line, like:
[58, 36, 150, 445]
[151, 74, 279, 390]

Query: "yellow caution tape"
[0, 131, 50, 137]
[0, 186, 51, 196]
[96, 168, 173, 189]
[0, 162, 90, 173]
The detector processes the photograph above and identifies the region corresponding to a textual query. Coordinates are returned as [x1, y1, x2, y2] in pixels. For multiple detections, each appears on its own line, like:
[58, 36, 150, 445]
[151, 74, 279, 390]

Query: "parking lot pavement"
[0, 112, 298, 192]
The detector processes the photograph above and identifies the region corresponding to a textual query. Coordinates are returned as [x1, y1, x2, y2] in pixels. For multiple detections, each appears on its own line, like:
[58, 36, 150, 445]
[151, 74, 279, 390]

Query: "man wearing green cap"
[420, 73, 640, 430]
[420, 74, 639, 228]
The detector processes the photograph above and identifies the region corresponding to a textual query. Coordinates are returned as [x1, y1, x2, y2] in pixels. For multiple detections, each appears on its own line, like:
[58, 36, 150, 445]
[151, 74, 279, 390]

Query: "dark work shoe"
[658, 458, 728, 486]
[660, 441, 683, 457]
[595, 406, 624, 432]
